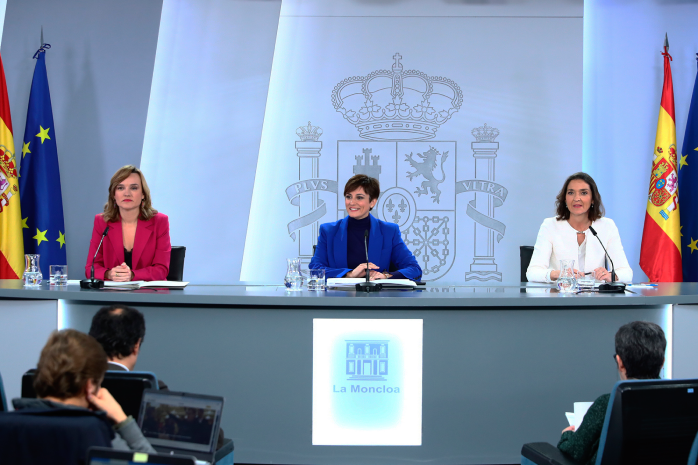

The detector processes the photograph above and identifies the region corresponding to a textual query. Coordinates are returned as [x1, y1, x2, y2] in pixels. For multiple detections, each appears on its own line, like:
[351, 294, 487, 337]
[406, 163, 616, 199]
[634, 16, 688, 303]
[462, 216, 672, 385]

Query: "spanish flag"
[0, 54, 24, 279]
[640, 36, 682, 282]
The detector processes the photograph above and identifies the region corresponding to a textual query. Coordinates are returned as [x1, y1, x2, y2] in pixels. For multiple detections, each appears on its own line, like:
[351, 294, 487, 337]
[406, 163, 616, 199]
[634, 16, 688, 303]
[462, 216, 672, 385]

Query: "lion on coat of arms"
[405, 146, 449, 203]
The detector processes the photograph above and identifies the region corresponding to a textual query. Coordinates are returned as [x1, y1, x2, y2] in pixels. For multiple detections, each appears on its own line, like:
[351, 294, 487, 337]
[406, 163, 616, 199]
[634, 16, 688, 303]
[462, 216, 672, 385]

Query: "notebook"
[137, 390, 224, 462]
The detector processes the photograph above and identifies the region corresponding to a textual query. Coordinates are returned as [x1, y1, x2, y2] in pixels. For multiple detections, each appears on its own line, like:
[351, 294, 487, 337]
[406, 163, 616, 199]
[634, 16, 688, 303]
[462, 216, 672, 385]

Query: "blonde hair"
[102, 165, 157, 222]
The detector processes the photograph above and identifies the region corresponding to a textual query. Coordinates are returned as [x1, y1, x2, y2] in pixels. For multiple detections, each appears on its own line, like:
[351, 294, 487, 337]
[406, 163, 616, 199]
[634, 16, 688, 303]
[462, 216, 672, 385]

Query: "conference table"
[1, 280, 697, 465]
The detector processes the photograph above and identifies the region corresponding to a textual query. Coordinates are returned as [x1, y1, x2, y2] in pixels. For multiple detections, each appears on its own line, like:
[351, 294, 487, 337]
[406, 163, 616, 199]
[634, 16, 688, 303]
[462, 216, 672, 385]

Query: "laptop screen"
[137, 390, 224, 454]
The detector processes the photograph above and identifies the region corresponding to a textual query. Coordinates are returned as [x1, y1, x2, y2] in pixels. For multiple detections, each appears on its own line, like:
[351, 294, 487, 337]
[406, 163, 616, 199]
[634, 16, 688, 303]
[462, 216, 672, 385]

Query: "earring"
[591, 203, 594, 208]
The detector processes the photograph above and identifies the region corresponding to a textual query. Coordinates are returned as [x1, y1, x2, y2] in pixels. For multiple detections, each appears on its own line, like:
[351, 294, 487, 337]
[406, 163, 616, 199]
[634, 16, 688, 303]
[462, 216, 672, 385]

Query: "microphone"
[356, 229, 382, 292]
[80, 226, 110, 289]
[588, 226, 626, 293]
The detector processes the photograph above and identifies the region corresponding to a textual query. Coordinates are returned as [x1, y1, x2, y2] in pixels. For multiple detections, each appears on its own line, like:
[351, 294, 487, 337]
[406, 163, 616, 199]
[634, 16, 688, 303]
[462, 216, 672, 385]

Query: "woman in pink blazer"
[85, 165, 170, 282]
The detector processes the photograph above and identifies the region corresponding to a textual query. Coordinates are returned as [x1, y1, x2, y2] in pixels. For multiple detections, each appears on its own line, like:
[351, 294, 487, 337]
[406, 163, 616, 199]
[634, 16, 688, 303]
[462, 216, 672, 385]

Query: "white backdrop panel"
[140, 0, 281, 283]
[242, 3, 582, 284]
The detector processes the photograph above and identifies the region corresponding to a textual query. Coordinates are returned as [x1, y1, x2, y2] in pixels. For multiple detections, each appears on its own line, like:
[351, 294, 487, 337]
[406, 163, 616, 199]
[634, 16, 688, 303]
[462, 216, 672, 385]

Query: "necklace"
[568, 220, 589, 235]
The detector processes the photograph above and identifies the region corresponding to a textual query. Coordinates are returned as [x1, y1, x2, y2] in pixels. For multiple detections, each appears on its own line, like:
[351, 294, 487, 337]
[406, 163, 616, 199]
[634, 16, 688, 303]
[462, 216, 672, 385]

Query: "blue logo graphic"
[346, 340, 389, 381]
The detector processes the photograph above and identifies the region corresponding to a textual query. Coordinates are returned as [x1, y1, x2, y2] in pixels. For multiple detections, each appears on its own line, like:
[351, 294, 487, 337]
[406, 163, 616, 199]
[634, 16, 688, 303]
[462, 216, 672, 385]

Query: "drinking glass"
[308, 269, 326, 291]
[49, 265, 68, 286]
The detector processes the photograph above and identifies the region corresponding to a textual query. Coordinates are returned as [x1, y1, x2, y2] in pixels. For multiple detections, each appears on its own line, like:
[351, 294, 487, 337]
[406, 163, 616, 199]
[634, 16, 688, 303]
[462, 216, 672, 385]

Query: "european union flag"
[679, 54, 698, 281]
[19, 45, 66, 278]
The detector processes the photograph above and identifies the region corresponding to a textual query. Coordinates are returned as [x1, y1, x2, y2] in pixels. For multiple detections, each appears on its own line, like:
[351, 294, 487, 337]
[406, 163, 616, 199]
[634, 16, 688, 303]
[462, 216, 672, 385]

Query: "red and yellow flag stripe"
[640, 46, 682, 282]
[0, 53, 24, 279]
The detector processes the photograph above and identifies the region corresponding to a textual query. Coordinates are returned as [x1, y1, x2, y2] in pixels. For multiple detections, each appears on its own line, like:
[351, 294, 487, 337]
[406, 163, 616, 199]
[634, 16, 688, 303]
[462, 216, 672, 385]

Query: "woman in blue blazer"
[309, 175, 422, 280]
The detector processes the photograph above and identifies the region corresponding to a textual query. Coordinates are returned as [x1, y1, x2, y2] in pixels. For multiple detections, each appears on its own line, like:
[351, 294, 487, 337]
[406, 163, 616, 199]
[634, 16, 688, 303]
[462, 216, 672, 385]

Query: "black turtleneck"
[347, 215, 371, 272]
[345, 215, 405, 279]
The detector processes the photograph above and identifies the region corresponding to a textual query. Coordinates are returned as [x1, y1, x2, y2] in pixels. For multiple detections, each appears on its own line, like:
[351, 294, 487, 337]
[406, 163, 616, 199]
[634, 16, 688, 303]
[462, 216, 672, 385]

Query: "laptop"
[137, 390, 225, 463]
[87, 446, 196, 464]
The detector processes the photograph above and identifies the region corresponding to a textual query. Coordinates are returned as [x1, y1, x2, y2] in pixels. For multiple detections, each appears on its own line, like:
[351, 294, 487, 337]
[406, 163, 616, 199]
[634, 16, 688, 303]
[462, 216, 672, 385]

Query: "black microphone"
[588, 226, 626, 293]
[356, 229, 382, 292]
[80, 226, 110, 289]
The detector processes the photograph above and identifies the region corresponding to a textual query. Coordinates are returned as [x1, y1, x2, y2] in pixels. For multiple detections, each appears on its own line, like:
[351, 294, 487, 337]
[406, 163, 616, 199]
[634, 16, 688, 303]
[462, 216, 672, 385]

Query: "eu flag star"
[35, 126, 51, 144]
[22, 141, 31, 158]
[680, 154, 689, 169]
[56, 231, 66, 249]
[688, 238, 698, 254]
[21, 217, 29, 229]
[33, 228, 48, 246]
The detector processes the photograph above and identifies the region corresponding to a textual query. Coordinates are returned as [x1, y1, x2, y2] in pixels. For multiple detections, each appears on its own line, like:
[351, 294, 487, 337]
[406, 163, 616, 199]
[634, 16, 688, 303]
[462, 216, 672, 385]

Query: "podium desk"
[2, 281, 698, 465]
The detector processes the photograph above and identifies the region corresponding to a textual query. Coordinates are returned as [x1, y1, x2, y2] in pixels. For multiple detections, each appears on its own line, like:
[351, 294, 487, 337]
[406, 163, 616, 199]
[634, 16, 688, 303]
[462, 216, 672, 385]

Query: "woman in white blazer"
[526, 172, 632, 283]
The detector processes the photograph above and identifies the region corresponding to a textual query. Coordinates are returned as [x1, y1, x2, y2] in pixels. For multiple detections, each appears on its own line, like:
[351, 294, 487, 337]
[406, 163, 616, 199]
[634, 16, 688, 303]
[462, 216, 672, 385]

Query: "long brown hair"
[555, 172, 604, 221]
[102, 165, 157, 222]
[34, 329, 108, 400]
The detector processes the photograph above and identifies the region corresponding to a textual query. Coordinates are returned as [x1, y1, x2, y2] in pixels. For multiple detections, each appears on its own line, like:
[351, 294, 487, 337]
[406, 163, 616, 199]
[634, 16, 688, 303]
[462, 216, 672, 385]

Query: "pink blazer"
[84, 212, 171, 281]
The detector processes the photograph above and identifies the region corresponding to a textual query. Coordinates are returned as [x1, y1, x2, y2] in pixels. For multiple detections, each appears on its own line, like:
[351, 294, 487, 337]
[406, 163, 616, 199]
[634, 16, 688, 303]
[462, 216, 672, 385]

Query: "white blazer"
[526, 217, 633, 283]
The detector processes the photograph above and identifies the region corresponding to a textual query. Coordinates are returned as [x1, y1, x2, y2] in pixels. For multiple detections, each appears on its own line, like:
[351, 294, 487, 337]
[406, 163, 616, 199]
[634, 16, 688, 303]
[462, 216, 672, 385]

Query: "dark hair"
[615, 321, 666, 379]
[344, 175, 380, 201]
[89, 304, 146, 359]
[555, 172, 604, 221]
[34, 329, 108, 399]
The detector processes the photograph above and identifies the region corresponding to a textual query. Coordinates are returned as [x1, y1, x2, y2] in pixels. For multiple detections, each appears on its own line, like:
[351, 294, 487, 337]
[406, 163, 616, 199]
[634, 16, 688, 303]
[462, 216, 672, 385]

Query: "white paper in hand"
[565, 401, 594, 430]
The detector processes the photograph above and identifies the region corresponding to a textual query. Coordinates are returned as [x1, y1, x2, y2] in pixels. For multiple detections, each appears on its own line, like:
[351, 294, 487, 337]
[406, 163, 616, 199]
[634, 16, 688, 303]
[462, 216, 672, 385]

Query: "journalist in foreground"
[526, 172, 632, 283]
[309, 175, 422, 280]
[85, 165, 171, 282]
[556, 321, 665, 464]
[11, 329, 156, 452]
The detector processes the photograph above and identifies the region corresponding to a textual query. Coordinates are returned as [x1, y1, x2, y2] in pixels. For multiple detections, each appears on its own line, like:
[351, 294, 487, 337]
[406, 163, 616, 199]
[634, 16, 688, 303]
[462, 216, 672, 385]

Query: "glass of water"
[49, 265, 68, 286]
[308, 269, 326, 291]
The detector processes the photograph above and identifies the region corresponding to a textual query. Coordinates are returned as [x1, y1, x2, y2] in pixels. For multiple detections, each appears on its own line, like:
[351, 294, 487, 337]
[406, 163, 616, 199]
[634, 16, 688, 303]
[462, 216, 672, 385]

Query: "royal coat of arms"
[648, 148, 678, 215]
[286, 54, 508, 282]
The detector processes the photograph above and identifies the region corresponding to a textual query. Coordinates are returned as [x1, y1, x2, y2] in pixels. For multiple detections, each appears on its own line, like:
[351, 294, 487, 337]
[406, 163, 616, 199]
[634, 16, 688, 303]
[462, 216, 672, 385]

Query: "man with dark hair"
[89, 305, 166, 389]
[89, 305, 226, 448]
[557, 321, 666, 465]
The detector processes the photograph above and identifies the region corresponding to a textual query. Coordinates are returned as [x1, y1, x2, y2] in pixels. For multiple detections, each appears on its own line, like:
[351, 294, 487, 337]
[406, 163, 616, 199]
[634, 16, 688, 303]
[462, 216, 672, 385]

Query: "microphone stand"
[80, 226, 110, 289]
[356, 230, 382, 292]
[588, 226, 626, 293]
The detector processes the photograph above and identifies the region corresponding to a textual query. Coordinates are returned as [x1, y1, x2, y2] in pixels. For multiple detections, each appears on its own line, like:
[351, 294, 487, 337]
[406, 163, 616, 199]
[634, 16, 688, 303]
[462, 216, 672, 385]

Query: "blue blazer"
[309, 214, 422, 280]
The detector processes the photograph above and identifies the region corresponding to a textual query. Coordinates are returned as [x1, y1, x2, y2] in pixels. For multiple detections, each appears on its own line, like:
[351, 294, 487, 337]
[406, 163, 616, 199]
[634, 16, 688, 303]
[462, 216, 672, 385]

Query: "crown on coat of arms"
[471, 123, 499, 142]
[331, 53, 463, 141]
[0, 146, 18, 179]
[296, 121, 323, 141]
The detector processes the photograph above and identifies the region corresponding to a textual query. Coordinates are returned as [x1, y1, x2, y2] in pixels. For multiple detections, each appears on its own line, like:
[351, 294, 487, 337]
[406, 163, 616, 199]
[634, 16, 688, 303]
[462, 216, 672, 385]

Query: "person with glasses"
[556, 321, 666, 464]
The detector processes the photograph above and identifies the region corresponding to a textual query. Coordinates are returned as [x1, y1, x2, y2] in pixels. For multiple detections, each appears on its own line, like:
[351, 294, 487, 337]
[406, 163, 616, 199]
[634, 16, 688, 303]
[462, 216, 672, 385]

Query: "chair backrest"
[0, 370, 7, 411]
[596, 379, 698, 465]
[103, 371, 159, 418]
[167, 246, 186, 281]
[0, 407, 113, 465]
[22, 369, 159, 419]
[520, 246, 534, 282]
[689, 430, 698, 465]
